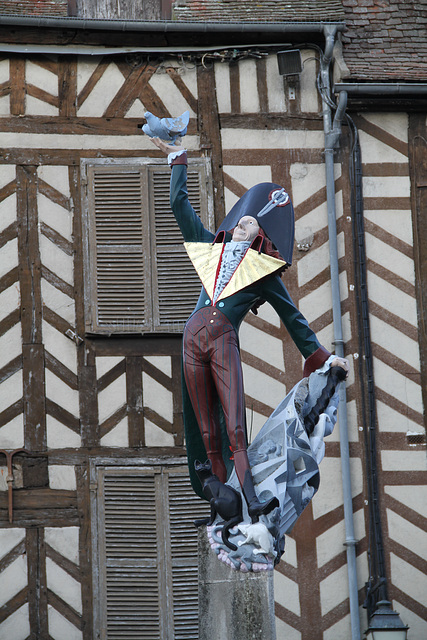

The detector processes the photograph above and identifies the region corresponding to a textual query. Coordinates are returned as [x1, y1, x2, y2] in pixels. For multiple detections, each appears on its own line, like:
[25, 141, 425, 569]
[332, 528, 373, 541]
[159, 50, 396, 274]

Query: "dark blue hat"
[217, 182, 295, 264]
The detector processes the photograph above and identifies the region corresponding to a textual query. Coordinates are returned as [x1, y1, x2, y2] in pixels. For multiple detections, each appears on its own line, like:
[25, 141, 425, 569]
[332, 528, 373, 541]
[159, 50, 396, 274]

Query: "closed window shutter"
[148, 165, 210, 332]
[87, 165, 152, 333]
[84, 158, 212, 335]
[97, 465, 209, 640]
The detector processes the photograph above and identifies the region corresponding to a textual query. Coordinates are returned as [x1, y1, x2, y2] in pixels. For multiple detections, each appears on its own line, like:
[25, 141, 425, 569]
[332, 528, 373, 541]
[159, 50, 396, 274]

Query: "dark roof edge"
[0, 14, 346, 33]
[335, 82, 427, 95]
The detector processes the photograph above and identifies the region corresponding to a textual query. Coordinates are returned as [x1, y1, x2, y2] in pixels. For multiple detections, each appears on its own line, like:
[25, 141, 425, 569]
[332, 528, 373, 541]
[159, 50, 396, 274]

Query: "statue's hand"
[330, 357, 350, 378]
[151, 137, 185, 156]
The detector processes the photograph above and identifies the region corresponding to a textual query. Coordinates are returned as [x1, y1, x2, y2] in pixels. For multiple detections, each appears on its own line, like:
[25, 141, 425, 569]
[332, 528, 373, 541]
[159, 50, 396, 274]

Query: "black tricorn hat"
[217, 182, 295, 264]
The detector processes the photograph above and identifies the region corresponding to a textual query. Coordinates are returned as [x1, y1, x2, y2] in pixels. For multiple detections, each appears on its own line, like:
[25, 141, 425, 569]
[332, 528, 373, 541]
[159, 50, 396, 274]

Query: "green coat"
[170, 163, 327, 497]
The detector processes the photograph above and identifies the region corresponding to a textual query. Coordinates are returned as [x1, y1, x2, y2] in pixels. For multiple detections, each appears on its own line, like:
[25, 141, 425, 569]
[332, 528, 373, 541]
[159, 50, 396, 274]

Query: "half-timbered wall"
[0, 50, 425, 640]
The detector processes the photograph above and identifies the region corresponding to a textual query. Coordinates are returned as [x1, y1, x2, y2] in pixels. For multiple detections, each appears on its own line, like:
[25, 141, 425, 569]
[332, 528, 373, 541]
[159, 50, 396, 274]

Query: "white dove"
[140, 110, 189, 143]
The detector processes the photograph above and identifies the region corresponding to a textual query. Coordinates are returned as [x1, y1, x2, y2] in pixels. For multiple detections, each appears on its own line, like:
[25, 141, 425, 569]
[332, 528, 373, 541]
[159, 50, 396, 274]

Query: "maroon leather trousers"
[183, 307, 247, 483]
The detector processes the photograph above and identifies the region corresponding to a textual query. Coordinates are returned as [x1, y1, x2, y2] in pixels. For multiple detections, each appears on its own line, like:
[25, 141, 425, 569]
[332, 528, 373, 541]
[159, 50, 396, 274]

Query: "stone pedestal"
[198, 528, 276, 640]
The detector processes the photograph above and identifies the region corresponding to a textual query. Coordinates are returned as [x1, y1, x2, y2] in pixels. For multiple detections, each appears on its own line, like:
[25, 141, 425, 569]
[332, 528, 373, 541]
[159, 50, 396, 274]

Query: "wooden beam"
[75, 464, 94, 640]
[58, 56, 77, 117]
[127, 356, 144, 448]
[10, 56, 25, 116]
[196, 64, 225, 227]
[26, 528, 48, 638]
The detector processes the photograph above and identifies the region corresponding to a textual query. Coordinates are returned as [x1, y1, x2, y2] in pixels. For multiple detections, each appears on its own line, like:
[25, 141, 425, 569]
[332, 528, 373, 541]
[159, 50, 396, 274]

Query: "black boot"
[234, 449, 279, 523]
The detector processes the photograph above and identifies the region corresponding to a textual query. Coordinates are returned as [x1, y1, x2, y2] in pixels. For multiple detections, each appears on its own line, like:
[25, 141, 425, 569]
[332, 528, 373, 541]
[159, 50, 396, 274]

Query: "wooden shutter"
[148, 164, 210, 332]
[86, 165, 152, 333]
[97, 465, 209, 640]
[85, 159, 212, 334]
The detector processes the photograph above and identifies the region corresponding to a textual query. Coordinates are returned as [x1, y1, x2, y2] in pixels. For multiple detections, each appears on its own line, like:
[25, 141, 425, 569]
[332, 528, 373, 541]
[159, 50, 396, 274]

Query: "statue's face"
[232, 216, 260, 242]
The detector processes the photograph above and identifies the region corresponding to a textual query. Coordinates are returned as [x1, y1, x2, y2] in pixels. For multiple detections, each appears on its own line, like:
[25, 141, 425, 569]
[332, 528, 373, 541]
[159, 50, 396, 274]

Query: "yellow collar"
[184, 241, 287, 302]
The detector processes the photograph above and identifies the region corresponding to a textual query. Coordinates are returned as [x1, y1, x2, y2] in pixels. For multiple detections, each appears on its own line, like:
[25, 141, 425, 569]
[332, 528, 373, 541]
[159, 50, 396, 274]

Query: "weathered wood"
[41, 265, 74, 298]
[99, 405, 127, 439]
[38, 177, 71, 211]
[47, 589, 83, 629]
[92, 336, 182, 356]
[0, 511, 79, 527]
[0, 266, 19, 292]
[0, 539, 26, 573]
[197, 64, 225, 227]
[220, 113, 324, 130]
[45, 398, 80, 433]
[46, 543, 81, 581]
[0, 114, 197, 136]
[0, 354, 22, 385]
[408, 113, 427, 425]
[23, 345, 46, 451]
[141, 357, 172, 391]
[45, 351, 79, 390]
[40, 221, 73, 255]
[58, 56, 77, 117]
[0, 309, 20, 339]
[0, 488, 77, 510]
[43, 304, 74, 335]
[27, 528, 49, 639]
[70, 165, 99, 449]
[104, 62, 165, 118]
[0, 178, 16, 202]
[229, 63, 241, 113]
[22, 456, 49, 488]
[165, 66, 198, 113]
[0, 221, 18, 249]
[10, 56, 25, 116]
[171, 353, 184, 447]
[77, 59, 109, 109]
[256, 57, 269, 112]
[97, 359, 126, 393]
[44, 446, 187, 464]
[26, 83, 59, 108]
[75, 464, 94, 640]
[126, 357, 144, 448]
[17, 165, 42, 343]
[0, 587, 27, 624]
[0, 399, 23, 428]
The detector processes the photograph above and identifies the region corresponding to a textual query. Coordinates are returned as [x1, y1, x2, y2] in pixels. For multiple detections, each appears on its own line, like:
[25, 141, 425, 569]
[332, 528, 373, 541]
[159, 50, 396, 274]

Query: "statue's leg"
[210, 332, 278, 519]
[183, 326, 227, 483]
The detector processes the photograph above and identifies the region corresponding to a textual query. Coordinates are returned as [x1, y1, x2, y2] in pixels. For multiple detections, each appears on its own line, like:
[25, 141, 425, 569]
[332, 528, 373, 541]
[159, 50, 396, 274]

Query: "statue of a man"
[152, 138, 349, 522]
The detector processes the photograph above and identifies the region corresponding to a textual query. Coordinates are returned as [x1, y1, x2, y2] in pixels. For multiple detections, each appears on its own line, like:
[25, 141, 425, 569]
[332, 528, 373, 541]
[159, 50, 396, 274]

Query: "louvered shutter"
[148, 165, 210, 332]
[84, 159, 212, 334]
[86, 165, 152, 333]
[97, 465, 209, 640]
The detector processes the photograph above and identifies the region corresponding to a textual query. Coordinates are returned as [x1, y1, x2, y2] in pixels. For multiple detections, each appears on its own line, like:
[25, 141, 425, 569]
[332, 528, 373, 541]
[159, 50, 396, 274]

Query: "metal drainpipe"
[321, 26, 361, 640]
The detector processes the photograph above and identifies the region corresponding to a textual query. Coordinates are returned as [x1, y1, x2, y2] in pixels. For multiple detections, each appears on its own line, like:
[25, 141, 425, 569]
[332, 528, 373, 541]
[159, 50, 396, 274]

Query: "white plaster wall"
[47, 415, 81, 449]
[45, 526, 80, 565]
[0, 554, 27, 608]
[266, 54, 287, 113]
[0, 603, 30, 640]
[48, 465, 77, 490]
[77, 60, 124, 117]
[148, 63, 197, 118]
[238, 59, 260, 113]
[214, 63, 231, 113]
[48, 606, 83, 640]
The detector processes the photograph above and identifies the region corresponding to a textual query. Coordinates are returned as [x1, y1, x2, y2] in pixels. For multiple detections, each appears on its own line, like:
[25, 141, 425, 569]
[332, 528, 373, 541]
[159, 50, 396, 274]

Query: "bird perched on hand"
[139, 110, 189, 143]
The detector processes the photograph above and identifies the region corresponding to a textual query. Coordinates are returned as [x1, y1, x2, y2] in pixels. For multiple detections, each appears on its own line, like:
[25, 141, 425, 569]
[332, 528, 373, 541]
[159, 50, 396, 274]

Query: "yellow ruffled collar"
[184, 241, 287, 302]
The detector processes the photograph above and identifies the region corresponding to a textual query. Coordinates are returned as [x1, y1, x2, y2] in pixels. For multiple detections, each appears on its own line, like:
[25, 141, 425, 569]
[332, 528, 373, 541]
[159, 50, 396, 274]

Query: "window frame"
[89, 456, 209, 640]
[81, 157, 214, 336]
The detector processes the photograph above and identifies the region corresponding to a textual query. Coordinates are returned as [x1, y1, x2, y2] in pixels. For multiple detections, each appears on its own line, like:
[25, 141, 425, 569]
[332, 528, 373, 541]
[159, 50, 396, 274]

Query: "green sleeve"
[262, 275, 323, 359]
[170, 163, 215, 243]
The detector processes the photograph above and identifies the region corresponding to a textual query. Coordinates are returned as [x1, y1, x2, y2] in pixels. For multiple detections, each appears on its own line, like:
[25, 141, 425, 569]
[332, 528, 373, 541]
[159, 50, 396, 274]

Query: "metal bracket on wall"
[0, 449, 30, 523]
